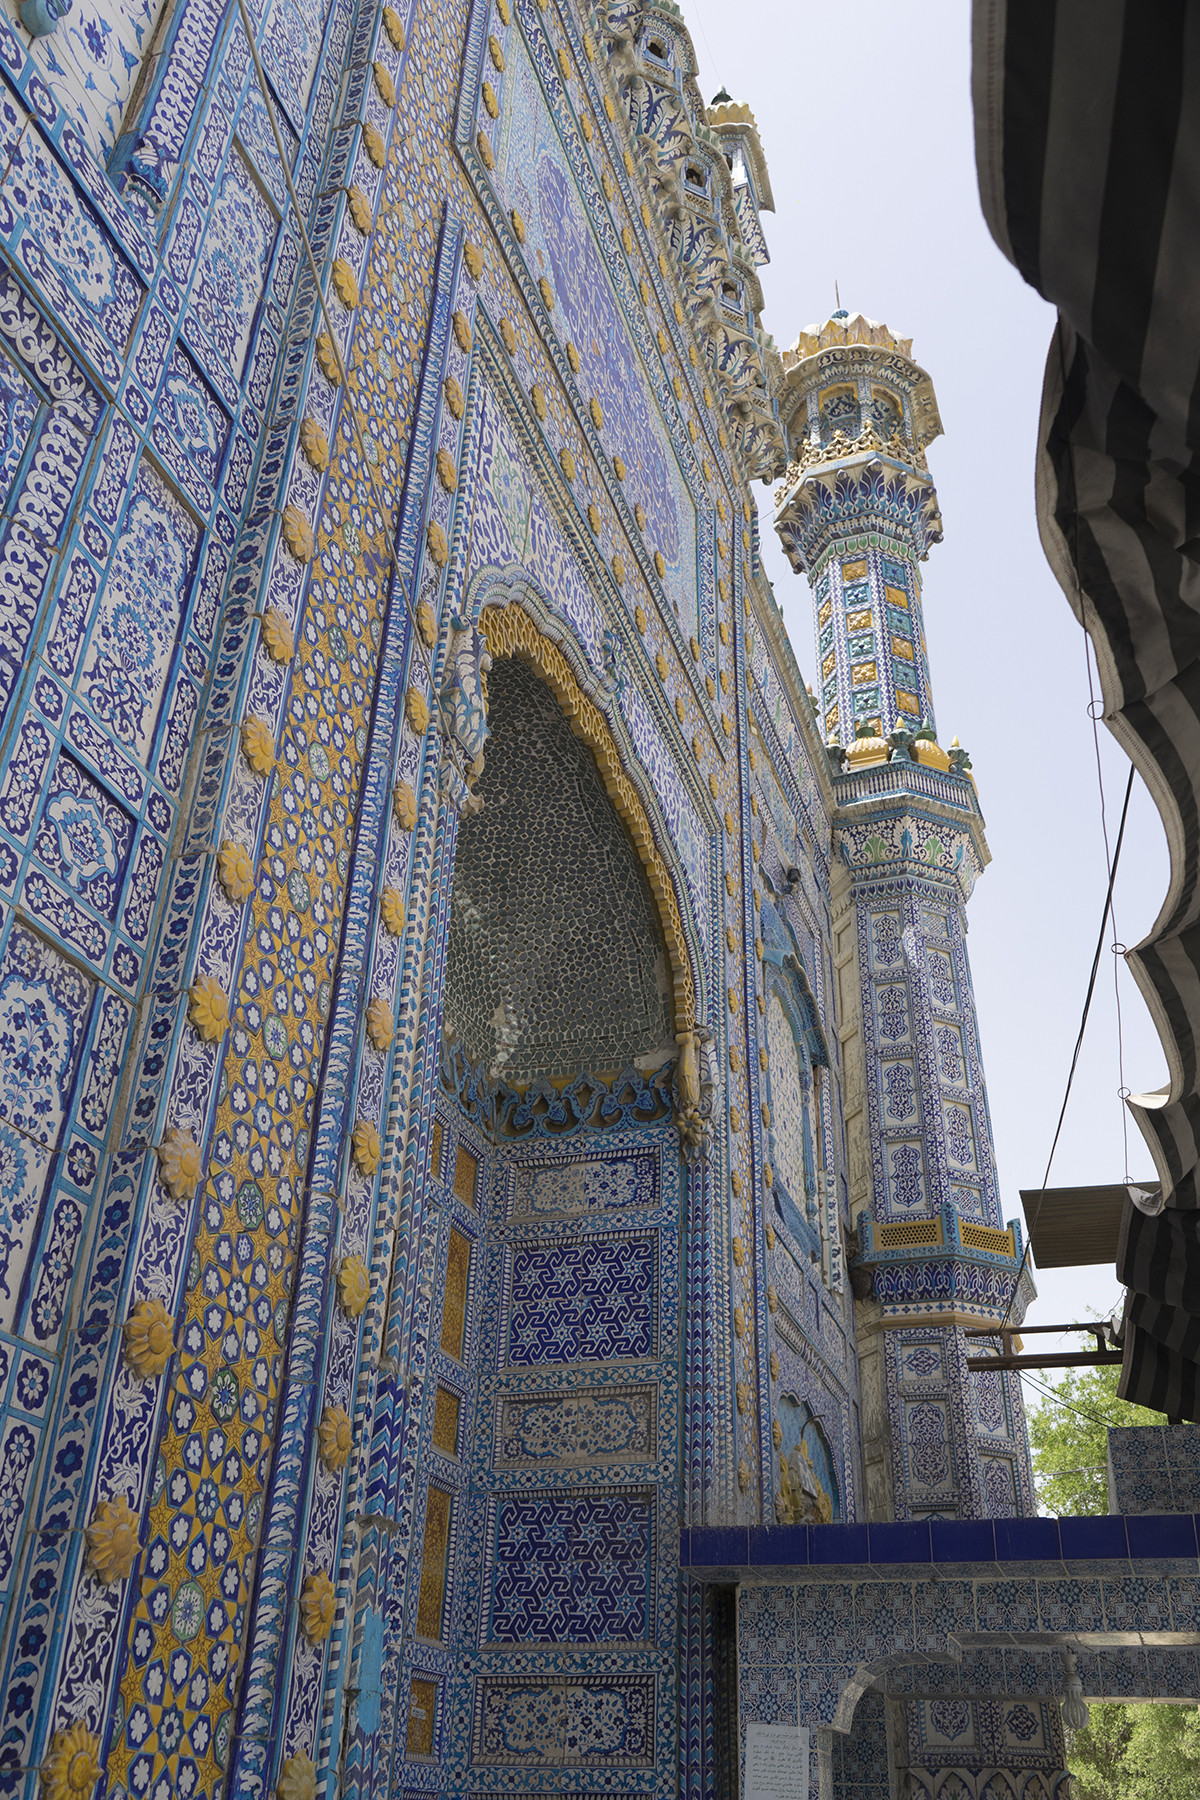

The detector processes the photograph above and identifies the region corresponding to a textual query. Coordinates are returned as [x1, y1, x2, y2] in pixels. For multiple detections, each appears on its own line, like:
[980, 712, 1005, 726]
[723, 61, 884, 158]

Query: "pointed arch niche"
[442, 600, 697, 1094]
[410, 602, 694, 1764]
[761, 906, 831, 1271]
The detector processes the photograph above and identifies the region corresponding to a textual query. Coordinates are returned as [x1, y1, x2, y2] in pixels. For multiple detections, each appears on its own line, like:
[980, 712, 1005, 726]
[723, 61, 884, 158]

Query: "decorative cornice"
[775, 454, 943, 573]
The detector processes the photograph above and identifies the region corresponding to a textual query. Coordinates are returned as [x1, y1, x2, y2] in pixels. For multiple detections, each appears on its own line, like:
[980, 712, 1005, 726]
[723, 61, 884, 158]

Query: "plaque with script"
[745, 1722, 809, 1800]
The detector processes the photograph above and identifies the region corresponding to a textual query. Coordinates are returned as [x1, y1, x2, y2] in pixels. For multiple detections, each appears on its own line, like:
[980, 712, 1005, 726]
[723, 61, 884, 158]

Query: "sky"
[684, 0, 1171, 1360]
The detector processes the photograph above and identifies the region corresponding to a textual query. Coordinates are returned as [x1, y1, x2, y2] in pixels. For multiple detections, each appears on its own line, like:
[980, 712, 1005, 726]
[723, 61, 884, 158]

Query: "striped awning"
[973, 0, 1200, 1419]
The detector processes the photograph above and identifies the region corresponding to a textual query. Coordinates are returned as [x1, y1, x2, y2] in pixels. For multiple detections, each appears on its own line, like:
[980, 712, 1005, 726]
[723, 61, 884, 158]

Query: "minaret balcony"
[848, 1201, 1037, 1324]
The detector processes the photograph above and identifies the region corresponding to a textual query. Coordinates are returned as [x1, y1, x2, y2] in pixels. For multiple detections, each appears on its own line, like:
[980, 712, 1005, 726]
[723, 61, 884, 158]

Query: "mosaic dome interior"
[443, 656, 673, 1085]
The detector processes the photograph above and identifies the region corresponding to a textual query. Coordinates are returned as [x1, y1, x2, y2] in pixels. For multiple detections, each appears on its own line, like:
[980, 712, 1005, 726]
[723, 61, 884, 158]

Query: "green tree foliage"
[1026, 1363, 1196, 1796]
[1066, 1699, 1200, 1800]
[1025, 1362, 1165, 1517]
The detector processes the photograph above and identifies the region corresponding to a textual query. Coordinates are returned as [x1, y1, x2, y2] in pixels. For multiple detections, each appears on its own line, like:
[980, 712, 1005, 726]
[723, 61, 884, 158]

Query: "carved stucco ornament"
[381, 4, 404, 48]
[444, 375, 464, 418]
[19, 0, 71, 37]
[372, 59, 396, 105]
[298, 416, 329, 473]
[452, 309, 473, 352]
[300, 1570, 337, 1642]
[85, 1495, 141, 1583]
[217, 838, 255, 902]
[156, 1125, 201, 1202]
[363, 121, 386, 166]
[406, 688, 430, 734]
[260, 607, 295, 663]
[347, 185, 372, 234]
[380, 887, 406, 935]
[463, 241, 484, 279]
[392, 781, 418, 829]
[188, 976, 230, 1042]
[674, 1028, 707, 1150]
[282, 503, 315, 561]
[338, 1254, 370, 1317]
[315, 332, 340, 382]
[366, 996, 394, 1052]
[39, 1722, 102, 1800]
[426, 519, 448, 566]
[241, 716, 275, 774]
[123, 1297, 176, 1378]
[440, 617, 491, 791]
[417, 600, 436, 646]
[351, 1119, 382, 1176]
[331, 257, 359, 309]
[318, 1405, 353, 1470]
[276, 1752, 318, 1800]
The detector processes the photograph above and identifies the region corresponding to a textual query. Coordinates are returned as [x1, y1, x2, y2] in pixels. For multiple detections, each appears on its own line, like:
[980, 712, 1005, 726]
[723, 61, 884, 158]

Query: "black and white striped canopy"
[973, 0, 1200, 1420]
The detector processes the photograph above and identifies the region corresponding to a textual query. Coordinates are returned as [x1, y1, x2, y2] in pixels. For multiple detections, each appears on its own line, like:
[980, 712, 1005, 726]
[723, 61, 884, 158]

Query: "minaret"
[774, 313, 1037, 1522]
[775, 311, 943, 745]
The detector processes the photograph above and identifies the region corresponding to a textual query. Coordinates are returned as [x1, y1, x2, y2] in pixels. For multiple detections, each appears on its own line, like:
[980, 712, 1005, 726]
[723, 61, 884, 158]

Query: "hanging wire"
[1083, 632, 1133, 1180]
[1018, 1368, 1119, 1430]
[1000, 323, 1141, 1342]
[999, 765, 1136, 1332]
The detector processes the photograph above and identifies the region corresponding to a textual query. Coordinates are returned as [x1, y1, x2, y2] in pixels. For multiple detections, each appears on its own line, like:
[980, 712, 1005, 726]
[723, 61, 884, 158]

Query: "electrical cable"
[999, 764, 1136, 1332]
[1084, 632, 1133, 1181]
[1018, 1368, 1119, 1431]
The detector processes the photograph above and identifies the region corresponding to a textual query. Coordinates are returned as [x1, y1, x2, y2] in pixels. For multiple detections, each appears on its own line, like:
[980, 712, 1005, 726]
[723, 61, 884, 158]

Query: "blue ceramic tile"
[748, 1526, 809, 1566]
[1126, 1514, 1199, 1561]
[678, 1528, 691, 1567]
[868, 1521, 931, 1564]
[994, 1517, 1061, 1561]
[1059, 1514, 1128, 1563]
[809, 1523, 869, 1565]
[929, 1519, 996, 1565]
[691, 1527, 749, 1567]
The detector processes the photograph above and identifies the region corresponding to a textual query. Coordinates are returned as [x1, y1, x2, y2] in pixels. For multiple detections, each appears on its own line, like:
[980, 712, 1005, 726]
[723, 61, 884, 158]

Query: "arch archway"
[476, 599, 698, 1040]
[443, 649, 677, 1087]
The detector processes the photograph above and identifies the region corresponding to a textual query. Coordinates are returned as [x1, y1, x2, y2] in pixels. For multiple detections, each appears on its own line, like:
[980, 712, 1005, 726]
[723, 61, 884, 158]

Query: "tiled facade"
[0, 2, 1191, 1799]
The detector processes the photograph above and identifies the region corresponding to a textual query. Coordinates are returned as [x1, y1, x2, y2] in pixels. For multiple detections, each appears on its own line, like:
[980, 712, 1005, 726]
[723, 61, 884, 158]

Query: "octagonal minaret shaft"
[772, 312, 945, 744]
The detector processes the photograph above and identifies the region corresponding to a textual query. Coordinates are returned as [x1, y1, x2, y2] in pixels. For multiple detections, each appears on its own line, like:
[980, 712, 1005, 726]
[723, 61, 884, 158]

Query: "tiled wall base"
[1109, 1424, 1200, 1514]
[734, 1533, 1200, 1800]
